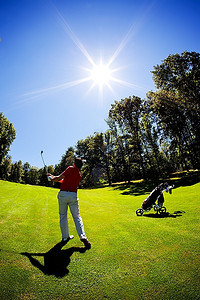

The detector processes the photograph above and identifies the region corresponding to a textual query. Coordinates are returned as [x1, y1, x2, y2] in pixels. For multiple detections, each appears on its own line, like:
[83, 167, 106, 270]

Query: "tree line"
[0, 51, 199, 187]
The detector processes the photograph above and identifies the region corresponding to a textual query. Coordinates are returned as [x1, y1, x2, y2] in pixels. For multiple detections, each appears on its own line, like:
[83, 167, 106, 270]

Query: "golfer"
[47, 157, 91, 249]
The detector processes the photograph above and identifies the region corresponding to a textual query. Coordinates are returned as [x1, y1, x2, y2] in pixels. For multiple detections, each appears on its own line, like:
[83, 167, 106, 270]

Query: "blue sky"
[1, 0, 200, 169]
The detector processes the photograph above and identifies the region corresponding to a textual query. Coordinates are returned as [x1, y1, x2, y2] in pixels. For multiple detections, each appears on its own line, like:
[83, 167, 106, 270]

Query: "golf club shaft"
[41, 151, 51, 181]
[41, 156, 46, 170]
[41, 152, 47, 171]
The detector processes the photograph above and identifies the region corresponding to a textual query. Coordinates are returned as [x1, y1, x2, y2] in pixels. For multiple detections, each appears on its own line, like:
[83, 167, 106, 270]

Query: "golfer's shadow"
[21, 241, 88, 278]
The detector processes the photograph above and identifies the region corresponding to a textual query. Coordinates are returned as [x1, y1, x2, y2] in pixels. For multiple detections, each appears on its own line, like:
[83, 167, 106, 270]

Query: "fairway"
[0, 180, 200, 299]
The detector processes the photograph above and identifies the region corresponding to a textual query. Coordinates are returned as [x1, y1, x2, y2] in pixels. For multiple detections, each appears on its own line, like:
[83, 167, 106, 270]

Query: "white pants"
[57, 190, 86, 240]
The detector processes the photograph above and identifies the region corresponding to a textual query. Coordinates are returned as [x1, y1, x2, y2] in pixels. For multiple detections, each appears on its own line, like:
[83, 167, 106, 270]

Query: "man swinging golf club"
[47, 157, 91, 250]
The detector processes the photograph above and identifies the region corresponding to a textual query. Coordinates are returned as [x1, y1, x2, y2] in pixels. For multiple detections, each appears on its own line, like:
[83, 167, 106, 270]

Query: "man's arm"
[47, 173, 65, 182]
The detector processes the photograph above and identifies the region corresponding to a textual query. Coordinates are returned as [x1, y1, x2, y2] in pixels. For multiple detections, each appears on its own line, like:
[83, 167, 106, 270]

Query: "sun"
[89, 62, 112, 89]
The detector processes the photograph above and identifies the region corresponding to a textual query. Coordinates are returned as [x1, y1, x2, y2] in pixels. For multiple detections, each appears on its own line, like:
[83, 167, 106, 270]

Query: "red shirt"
[60, 165, 82, 192]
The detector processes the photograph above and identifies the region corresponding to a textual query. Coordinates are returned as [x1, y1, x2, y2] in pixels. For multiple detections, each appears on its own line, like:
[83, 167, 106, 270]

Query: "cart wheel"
[159, 207, 166, 214]
[136, 208, 144, 216]
[154, 205, 159, 212]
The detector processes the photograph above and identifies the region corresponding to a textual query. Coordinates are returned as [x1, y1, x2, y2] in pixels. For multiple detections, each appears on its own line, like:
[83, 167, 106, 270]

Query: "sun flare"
[90, 63, 112, 87]
[19, 11, 142, 104]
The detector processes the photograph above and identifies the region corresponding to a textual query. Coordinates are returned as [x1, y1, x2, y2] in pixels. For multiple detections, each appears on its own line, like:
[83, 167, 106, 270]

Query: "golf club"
[40, 151, 51, 181]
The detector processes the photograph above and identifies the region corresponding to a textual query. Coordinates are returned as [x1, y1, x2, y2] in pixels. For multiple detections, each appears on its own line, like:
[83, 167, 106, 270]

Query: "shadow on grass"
[113, 181, 156, 196]
[142, 211, 186, 218]
[112, 170, 200, 196]
[21, 241, 89, 278]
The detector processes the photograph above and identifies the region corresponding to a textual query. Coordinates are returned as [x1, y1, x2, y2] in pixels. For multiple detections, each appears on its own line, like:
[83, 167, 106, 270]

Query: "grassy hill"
[0, 178, 199, 299]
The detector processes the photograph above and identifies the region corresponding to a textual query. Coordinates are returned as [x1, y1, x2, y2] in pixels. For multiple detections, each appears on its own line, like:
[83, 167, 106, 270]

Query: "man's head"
[74, 157, 83, 169]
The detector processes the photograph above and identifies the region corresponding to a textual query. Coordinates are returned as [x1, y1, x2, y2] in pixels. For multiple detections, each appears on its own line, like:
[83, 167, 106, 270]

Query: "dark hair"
[74, 157, 83, 169]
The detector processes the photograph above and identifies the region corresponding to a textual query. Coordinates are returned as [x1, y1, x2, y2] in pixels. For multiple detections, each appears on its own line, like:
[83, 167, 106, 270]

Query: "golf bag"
[136, 182, 174, 216]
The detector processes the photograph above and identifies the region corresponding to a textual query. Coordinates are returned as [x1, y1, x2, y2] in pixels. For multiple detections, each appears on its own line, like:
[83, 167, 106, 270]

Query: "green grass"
[0, 178, 200, 300]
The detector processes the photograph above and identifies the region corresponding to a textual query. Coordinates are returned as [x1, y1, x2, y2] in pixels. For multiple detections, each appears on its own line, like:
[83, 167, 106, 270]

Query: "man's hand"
[47, 173, 53, 181]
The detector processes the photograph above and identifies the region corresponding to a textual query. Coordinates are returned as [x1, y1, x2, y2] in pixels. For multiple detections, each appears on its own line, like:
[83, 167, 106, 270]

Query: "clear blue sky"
[1, 0, 200, 169]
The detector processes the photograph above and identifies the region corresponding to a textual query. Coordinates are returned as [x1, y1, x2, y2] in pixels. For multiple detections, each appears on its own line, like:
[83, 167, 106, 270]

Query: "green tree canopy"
[0, 155, 12, 180]
[152, 51, 200, 103]
[76, 133, 106, 186]
[149, 51, 200, 168]
[54, 147, 75, 175]
[0, 113, 16, 164]
[106, 96, 145, 181]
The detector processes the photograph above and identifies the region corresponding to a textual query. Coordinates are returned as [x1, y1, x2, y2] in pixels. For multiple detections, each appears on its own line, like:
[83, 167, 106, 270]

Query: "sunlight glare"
[17, 9, 145, 106]
[90, 63, 112, 88]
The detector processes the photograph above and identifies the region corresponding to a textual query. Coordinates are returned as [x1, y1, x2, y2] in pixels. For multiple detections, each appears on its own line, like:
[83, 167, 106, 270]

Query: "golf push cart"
[136, 182, 174, 216]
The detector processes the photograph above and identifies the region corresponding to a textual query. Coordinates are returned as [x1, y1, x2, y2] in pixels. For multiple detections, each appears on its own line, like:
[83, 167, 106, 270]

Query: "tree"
[26, 166, 39, 185]
[104, 130, 114, 185]
[147, 90, 194, 169]
[106, 96, 145, 182]
[23, 162, 31, 184]
[9, 160, 23, 183]
[54, 147, 75, 175]
[149, 51, 200, 168]
[0, 113, 16, 165]
[0, 155, 12, 180]
[141, 102, 161, 177]
[76, 133, 106, 186]
[152, 51, 200, 104]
